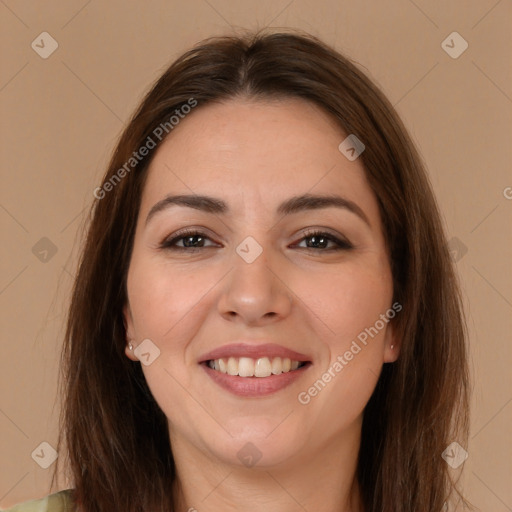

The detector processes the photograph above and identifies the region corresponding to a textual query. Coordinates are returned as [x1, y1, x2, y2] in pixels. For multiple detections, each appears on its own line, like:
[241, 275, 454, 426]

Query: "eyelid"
[159, 227, 222, 249]
[291, 228, 353, 250]
[159, 226, 353, 252]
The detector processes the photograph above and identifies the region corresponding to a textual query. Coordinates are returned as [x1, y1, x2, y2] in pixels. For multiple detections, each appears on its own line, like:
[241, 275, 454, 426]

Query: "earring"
[128, 343, 133, 350]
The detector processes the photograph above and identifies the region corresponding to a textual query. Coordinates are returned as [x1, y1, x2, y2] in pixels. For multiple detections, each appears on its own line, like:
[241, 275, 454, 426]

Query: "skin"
[123, 97, 400, 512]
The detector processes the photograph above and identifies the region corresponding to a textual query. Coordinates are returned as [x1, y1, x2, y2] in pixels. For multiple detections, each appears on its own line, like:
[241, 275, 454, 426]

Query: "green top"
[3, 490, 75, 512]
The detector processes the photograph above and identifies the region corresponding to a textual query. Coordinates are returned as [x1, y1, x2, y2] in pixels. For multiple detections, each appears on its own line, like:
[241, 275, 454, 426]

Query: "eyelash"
[159, 228, 353, 252]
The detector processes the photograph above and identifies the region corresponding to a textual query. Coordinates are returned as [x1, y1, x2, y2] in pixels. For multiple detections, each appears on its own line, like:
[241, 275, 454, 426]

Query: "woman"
[8, 29, 472, 512]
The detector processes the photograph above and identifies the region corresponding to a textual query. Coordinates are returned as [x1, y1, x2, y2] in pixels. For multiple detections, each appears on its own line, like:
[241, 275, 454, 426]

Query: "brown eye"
[160, 230, 219, 250]
[294, 230, 353, 251]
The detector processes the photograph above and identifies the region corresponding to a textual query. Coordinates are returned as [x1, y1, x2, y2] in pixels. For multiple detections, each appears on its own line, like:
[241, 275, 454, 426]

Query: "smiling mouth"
[205, 356, 309, 378]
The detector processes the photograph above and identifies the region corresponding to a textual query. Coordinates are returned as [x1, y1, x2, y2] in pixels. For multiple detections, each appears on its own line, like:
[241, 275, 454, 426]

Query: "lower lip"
[201, 363, 311, 397]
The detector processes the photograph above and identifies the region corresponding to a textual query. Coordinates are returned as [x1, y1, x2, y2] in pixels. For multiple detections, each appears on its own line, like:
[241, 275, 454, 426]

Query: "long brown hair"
[52, 29, 472, 512]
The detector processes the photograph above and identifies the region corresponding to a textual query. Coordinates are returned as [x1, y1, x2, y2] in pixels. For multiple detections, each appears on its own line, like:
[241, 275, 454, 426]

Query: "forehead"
[140, 97, 380, 223]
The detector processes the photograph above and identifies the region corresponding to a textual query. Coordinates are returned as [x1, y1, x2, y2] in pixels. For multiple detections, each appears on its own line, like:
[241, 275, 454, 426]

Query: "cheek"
[306, 263, 393, 345]
[297, 270, 392, 421]
[291, 267, 393, 436]
[126, 257, 213, 341]
[127, 259, 211, 425]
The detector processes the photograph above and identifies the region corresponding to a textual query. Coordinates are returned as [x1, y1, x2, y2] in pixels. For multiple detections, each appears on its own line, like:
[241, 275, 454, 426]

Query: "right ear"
[123, 303, 138, 361]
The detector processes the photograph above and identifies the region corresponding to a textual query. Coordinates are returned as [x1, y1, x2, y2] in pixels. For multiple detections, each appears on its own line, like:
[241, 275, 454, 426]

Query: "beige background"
[1, 0, 511, 510]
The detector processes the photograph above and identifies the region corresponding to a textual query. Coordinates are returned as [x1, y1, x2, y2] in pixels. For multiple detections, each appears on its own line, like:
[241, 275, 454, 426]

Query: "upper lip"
[198, 343, 311, 363]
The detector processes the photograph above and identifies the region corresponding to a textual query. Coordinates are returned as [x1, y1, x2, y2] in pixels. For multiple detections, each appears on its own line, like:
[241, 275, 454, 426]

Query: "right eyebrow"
[145, 194, 227, 226]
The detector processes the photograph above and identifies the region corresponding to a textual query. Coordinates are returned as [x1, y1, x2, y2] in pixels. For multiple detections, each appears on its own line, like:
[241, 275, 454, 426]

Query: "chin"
[206, 420, 306, 469]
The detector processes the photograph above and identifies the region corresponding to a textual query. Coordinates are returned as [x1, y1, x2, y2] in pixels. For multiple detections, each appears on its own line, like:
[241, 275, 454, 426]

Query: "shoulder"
[3, 490, 75, 512]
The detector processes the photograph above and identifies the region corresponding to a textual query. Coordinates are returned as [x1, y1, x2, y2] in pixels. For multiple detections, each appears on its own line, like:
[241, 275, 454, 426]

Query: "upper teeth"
[208, 357, 302, 377]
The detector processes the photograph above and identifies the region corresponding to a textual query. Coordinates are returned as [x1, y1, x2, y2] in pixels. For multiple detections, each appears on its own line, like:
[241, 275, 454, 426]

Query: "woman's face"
[124, 97, 399, 469]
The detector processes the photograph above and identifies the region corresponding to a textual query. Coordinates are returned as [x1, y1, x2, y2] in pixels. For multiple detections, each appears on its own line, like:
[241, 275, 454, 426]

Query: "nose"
[217, 247, 293, 326]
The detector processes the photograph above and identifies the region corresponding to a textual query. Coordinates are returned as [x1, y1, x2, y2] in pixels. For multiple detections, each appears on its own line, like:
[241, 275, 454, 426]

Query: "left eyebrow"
[144, 193, 371, 227]
[276, 193, 371, 227]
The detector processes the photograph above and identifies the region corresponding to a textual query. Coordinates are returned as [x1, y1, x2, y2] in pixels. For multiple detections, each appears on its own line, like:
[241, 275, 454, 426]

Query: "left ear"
[383, 320, 401, 363]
